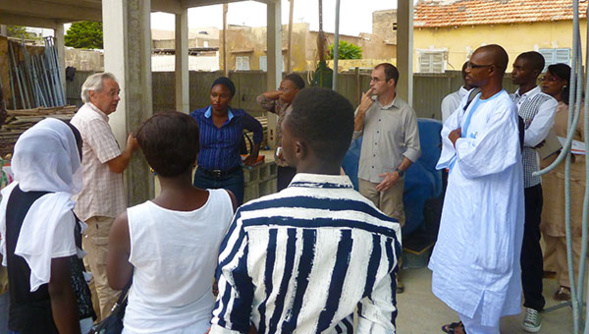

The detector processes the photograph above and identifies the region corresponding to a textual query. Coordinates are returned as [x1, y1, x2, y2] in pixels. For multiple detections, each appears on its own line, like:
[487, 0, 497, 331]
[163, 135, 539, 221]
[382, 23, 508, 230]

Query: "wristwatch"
[395, 168, 405, 177]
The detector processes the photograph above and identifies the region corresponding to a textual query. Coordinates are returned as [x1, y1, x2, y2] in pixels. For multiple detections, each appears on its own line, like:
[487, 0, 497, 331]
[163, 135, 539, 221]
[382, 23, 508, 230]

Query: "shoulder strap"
[463, 88, 482, 111]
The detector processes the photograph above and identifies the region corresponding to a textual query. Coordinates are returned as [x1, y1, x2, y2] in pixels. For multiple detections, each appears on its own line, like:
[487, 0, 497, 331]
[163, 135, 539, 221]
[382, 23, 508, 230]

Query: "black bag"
[88, 285, 130, 334]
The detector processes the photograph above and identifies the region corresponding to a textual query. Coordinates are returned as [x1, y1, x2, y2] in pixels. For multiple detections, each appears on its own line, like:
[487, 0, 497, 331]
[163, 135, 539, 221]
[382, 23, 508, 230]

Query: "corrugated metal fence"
[67, 70, 518, 121]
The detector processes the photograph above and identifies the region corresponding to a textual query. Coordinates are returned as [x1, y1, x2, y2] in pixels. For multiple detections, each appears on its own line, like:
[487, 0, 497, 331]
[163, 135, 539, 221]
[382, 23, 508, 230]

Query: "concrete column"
[175, 9, 189, 113]
[397, 0, 413, 106]
[102, 0, 154, 205]
[54, 24, 66, 96]
[266, 0, 282, 149]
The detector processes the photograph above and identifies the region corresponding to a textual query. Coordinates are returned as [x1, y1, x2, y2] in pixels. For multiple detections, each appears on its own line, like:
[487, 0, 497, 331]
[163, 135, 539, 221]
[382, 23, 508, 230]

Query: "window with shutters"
[538, 48, 571, 71]
[236, 56, 250, 71]
[417, 49, 447, 73]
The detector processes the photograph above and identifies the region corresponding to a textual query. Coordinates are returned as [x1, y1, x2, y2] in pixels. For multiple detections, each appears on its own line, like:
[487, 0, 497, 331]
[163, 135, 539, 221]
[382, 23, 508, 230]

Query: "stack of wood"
[0, 105, 77, 158]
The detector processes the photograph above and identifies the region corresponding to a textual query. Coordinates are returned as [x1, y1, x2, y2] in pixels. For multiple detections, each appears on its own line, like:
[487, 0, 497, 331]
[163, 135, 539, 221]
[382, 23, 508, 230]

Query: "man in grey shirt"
[353, 63, 421, 291]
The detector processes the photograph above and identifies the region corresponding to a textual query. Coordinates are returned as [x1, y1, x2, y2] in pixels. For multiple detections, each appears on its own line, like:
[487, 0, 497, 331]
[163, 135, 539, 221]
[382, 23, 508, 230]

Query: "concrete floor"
[396, 267, 576, 333]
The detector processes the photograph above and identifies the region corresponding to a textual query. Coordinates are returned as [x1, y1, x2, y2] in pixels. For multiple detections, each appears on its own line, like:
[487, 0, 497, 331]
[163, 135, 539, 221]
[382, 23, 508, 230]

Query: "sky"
[151, 0, 398, 37]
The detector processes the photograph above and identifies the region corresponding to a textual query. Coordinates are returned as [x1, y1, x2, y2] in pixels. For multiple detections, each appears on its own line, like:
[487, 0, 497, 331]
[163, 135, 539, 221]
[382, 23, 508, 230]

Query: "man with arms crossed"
[431, 45, 525, 334]
[71, 72, 138, 320]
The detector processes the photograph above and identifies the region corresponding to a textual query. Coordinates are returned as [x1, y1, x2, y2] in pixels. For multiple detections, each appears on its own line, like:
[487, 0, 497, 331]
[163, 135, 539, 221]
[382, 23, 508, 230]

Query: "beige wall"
[308, 31, 396, 63]
[373, 9, 397, 44]
[414, 20, 588, 72]
[322, 58, 397, 73]
[152, 35, 220, 49]
[220, 22, 396, 73]
[221, 23, 310, 72]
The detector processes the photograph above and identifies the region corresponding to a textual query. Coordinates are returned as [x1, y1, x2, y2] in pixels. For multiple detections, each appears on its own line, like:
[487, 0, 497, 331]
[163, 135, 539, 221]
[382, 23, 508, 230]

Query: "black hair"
[375, 63, 399, 86]
[461, 61, 468, 77]
[135, 111, 199, 177]
[517, 51, 545, 74]
[211, 77, 236, 97]
[62, 120, 83, 160]
[284, 73, 305, 89]
[286, 88, 354, 164]
[547, 63, 572, 105]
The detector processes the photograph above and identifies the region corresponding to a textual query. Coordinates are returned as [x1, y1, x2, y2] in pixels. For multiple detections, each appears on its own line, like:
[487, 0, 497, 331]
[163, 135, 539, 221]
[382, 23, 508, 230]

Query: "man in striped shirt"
[211, 88, 402, 334]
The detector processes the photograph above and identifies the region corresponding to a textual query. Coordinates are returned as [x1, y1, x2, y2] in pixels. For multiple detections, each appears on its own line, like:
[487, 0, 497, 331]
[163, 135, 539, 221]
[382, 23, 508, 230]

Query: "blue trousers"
[193, 168, 244, 205]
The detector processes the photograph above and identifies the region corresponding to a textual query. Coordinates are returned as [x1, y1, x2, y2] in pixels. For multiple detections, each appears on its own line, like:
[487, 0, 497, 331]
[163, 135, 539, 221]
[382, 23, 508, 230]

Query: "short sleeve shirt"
[70, 103, 125, 221]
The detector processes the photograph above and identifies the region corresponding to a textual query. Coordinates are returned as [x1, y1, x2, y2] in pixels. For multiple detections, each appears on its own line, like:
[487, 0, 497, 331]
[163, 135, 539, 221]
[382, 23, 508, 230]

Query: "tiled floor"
[396, 266, 577, 333]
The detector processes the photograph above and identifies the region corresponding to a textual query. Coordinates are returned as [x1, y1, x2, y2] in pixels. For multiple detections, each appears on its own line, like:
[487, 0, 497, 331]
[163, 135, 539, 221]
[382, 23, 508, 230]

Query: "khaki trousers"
[358, 178, 405, 227]
[543, 234, 583, 288]
[83, 216, 121, 321]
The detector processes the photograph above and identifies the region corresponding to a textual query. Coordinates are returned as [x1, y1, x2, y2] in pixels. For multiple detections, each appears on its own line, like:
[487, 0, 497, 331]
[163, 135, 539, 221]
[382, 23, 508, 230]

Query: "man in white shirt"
[511, 51, 558, 333]
[441, 62, 474, 123]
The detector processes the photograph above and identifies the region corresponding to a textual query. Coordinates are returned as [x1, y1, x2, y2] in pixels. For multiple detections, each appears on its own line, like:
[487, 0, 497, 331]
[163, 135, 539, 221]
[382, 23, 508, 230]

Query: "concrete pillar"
[266, 0, 282, 149]
[54, 24, 66, 97]
[397, 0, 413, 106]
[175, 9, 189, 114]
[102, 0, 154, 205]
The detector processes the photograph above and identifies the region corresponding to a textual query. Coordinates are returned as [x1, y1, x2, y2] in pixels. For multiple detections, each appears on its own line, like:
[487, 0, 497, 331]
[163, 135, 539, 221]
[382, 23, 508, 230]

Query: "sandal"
[554, 286, 571, 301]
[442, 321, 467, 334]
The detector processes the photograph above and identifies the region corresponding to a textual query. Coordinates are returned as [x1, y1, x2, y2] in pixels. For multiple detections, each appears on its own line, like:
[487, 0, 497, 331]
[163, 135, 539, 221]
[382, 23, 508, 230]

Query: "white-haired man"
[71, 72, 138, 320]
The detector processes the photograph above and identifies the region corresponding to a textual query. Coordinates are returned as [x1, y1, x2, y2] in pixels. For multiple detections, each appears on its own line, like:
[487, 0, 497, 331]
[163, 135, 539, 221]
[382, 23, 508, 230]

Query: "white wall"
[151, 54, 220, 72]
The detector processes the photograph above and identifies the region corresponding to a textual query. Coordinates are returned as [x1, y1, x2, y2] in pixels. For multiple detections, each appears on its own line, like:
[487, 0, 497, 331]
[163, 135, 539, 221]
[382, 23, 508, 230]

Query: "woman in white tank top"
[107, 111, 236, 334]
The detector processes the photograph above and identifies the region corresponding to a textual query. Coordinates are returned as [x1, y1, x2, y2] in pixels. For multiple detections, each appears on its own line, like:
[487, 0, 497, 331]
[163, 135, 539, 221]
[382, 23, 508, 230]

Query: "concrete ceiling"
[0, 0, 276, 29]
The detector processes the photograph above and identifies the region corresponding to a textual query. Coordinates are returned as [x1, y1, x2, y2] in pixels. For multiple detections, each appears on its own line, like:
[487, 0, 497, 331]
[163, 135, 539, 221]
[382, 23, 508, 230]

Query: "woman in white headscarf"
[0, 118, 95, 334]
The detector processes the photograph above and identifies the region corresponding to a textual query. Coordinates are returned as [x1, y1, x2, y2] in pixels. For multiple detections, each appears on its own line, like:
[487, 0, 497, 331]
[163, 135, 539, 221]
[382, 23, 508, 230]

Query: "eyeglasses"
[370, 77, 385, 82]
[467, 62, 493, 69]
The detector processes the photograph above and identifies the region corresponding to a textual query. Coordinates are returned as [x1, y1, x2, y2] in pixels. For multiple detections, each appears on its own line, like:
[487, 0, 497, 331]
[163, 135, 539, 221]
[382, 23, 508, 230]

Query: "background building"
[413, 0, 587, 73]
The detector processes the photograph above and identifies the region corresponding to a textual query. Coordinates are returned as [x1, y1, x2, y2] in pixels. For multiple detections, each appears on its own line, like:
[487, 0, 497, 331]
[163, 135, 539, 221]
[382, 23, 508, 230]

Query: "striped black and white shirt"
[210, 173, 401, 334]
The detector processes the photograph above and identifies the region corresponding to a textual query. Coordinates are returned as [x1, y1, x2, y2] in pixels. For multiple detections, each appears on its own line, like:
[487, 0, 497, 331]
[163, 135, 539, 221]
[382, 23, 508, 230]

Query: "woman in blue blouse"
[190, 77, 263, 205]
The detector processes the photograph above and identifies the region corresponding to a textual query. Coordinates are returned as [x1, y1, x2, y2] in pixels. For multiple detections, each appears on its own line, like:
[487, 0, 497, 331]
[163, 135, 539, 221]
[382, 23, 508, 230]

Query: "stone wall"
[65, 48, 104, 72]
[373, 9, 397, 44]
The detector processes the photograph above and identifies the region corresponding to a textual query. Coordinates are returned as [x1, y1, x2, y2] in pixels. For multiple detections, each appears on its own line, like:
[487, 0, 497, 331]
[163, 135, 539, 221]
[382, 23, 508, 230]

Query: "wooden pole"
[286, 0, 294, 73]
[223, 3, 229, 76]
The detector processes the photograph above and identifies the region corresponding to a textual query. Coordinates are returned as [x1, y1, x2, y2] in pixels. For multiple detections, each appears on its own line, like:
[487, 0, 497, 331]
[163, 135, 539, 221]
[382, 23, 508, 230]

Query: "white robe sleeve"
[454, 102, 520, 179]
